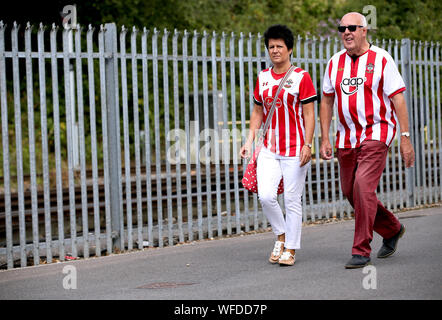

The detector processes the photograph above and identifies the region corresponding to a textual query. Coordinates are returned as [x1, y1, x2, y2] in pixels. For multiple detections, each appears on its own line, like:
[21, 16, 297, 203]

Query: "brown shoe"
[278, 251, 295, 266]
[269, 241, 284, 264]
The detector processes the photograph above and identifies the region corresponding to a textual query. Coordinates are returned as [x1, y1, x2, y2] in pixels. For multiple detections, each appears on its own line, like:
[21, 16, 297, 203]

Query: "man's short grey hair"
[360, 14, 368, 27]
[341, 12, 368, 27]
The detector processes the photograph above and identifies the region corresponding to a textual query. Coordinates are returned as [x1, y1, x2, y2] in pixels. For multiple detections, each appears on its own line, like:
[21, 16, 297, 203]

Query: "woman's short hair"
[264, 24, 294, 50]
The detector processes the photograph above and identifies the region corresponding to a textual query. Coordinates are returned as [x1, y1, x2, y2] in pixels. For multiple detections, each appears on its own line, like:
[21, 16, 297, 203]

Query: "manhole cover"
[136, 282, 196, 289]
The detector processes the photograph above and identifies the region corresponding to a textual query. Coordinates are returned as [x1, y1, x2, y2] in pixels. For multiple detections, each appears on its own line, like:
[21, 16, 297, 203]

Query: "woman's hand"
[299, 144, 312, 167]
[240, 140, 253, 159]
[241, 103, 263, 160]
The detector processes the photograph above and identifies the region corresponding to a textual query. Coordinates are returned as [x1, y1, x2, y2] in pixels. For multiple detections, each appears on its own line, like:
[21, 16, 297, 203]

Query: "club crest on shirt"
[284, 79, 293, 88]
[340, 76, 366, 96]
[366, 63, 375, 74]
[264, 96, 283, 110]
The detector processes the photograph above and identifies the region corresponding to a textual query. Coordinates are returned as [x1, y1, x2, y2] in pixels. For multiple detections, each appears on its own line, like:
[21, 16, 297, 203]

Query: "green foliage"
[334, 0, 442, 41]
[72, 0, 441, 41]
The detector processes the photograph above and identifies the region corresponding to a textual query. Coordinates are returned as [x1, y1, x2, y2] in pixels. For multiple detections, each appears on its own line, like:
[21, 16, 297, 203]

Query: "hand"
[320, 139, 333, 160]
[299, 145, 312, 167]
[240, 141, 253, 159]
[400, 136, 415, 168]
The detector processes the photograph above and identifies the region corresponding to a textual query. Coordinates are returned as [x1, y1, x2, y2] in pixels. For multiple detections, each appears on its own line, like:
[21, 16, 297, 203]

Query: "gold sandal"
[269, 241, 284, 264]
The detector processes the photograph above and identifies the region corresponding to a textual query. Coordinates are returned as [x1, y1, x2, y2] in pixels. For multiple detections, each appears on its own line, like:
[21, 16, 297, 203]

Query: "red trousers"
[337, 140, 402, 257]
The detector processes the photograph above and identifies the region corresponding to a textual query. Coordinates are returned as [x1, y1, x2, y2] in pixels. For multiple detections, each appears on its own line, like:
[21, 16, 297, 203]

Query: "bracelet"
[304, 143, 312, 148]
[401, 132, 410, 137]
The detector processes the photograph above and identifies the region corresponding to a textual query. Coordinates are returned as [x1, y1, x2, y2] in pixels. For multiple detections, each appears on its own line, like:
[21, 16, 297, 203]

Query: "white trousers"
[256, 147, 309, 250]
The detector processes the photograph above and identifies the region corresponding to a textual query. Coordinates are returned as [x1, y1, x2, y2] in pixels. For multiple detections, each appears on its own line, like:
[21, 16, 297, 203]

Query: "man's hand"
[320, 139, 333, 160]
[390, 93, 415, 168]
[400, 136, 415, 168]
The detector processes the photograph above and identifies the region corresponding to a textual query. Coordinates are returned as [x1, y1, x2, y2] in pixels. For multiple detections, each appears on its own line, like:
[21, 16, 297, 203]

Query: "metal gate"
[0, 22, 441, 269]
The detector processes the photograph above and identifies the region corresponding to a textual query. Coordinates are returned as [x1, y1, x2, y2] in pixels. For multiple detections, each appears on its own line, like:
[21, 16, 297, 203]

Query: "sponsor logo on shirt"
[264, 96, 283, 110]
[340, 76, 366, 96]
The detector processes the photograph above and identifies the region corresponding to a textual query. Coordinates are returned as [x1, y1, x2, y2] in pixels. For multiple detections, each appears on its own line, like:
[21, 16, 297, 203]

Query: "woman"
[240, 24, 316, 266]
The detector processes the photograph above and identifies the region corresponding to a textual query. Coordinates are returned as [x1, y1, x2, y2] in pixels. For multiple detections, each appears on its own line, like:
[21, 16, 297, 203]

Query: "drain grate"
[136, 282, 197, 289]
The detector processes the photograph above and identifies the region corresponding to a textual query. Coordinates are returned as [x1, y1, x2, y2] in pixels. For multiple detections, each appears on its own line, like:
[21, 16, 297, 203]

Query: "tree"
[333, 0, 442, 41]
[3, 0, 440, 41]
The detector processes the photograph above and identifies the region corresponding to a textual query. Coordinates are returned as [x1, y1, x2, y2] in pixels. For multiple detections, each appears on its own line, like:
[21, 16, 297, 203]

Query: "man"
[319, 12, 415, 269]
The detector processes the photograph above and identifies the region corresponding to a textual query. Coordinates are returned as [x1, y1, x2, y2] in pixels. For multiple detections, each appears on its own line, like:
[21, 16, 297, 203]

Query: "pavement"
[0, 205, 441, 300]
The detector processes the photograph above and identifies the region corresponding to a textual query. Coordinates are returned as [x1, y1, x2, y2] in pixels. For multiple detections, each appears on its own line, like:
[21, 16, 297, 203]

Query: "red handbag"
[242, 66, 295, 195]
[242, 144, 284, 194]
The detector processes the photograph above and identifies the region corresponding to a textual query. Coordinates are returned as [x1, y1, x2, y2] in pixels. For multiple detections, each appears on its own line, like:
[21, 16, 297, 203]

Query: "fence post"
[104, 23, 121, 251]
[400, 38, 415, 207]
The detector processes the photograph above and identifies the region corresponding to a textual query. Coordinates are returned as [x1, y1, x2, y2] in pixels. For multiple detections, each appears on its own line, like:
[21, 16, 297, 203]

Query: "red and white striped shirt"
[254, 66, 317, 157]
[322, 45, 406, 148]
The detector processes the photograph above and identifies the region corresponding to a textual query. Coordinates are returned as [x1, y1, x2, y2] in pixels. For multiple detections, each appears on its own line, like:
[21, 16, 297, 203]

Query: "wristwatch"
[401, 132, 410, 137]
[304, 143, 312, 148]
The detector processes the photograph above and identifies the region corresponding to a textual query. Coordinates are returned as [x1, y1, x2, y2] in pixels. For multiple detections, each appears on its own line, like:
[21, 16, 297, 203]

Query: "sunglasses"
[338, 25, 364, 33]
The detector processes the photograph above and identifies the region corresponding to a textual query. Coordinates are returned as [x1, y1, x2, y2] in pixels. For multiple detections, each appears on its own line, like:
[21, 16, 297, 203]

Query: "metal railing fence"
[0, 22, 441, 269]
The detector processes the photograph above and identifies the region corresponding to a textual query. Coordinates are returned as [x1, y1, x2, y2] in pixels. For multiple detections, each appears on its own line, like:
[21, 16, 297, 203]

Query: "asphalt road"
[0, 205, 441, 300]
